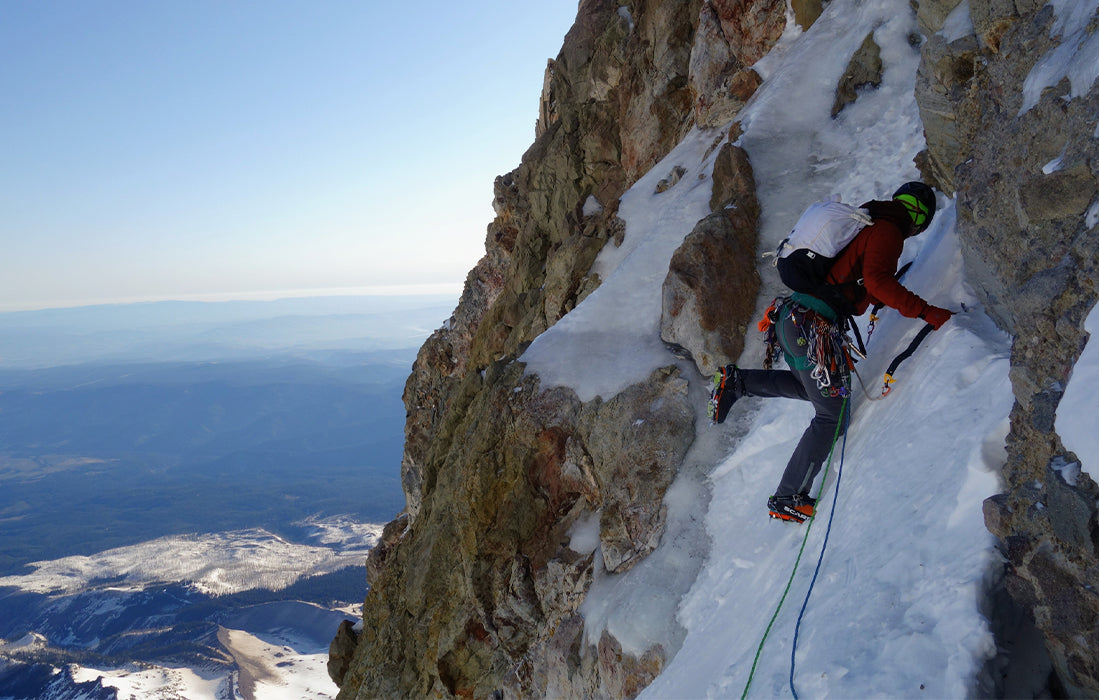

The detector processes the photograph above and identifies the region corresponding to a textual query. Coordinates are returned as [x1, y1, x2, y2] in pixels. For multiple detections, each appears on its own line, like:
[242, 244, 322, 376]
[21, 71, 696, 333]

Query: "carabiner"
[881, 373, 896, 397]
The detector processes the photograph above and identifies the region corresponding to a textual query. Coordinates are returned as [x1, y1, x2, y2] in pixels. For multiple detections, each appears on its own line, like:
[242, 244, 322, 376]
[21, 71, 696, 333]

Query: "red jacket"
[825, 201, 931, 319]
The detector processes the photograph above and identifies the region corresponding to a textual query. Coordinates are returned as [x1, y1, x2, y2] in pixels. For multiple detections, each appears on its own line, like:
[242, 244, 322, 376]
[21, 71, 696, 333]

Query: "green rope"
[740, 396, 849, 700]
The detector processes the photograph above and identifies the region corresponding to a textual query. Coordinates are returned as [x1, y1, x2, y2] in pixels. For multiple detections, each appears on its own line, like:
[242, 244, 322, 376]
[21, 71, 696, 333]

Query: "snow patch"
[0, 521, 382, 596]
[69, 626, 339, 700]
[568, 511, 601, 555]
[298, 514, 385, 548]
[618, 6, 635, 32]
[1056, 301, 1099, 483]
[1051, 456, 1083, 486]
[940, 2, 974, 42]
[1019, 0, 1099, 115]
[1042, 151, 1067, 173]
[219, 627, 334, 700]
[583, 194, 604, 216]
[70, 663, 229, 700]
[0, 632, 48, 652]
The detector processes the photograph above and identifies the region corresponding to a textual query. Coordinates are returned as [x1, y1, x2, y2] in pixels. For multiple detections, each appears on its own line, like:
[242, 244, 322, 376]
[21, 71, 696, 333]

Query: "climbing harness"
[762, 292, 947, 401]
[740, 396, 849, 700]
[759, 297, 860, 391]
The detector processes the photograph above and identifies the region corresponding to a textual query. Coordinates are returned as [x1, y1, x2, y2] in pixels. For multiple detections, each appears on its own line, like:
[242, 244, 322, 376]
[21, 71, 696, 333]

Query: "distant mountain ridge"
[0, 294, 455, 368]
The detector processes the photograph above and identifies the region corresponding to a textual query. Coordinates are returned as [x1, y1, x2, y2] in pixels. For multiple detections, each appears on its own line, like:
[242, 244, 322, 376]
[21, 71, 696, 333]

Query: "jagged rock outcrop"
[660, 211, 759, 376]
[327, 620, 360, 687]
[661, 144, 761, 376]
[399, 0, 713, 520]
[336, 0, 1098, 697]
[832, 32, 884, 117]
[342, 358, 696, 698]
[915, 1, 1098, 695]
[688, 1, 784, 126]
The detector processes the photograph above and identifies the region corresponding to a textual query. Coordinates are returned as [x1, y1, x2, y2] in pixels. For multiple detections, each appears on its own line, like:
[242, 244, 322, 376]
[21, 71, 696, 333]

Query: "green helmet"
[893, 181, 936, 231]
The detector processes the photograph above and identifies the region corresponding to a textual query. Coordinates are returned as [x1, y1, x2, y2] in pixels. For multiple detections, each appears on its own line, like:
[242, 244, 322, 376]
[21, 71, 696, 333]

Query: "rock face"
[343, 358, 697, 698]
[398, 0, 716, 521]
[832, 33, 884, 117]
[688, 0, 785, 126]
[661, 143, 761, 376]
[335, 0, 1098, 697]
[327, 620, 359, 687]
[915, 2, 1098, 695]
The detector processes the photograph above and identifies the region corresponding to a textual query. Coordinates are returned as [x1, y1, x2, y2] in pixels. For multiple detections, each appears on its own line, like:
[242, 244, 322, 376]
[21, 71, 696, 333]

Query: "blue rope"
[789, 400, 851, 699]
[740, 395, 848, 700]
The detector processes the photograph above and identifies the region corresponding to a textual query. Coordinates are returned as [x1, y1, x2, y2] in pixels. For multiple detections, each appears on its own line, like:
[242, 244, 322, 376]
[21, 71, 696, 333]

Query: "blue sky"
[0, 2, 577, 311]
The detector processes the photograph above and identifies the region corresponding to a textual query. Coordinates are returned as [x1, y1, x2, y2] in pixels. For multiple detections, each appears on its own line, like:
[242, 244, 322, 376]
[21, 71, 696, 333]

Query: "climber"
[709, 182, 952, 523]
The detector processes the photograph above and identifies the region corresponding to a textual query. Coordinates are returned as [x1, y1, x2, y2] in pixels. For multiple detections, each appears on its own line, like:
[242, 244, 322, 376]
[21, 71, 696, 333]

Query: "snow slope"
[0, 516, 381, 596]
[0, 517, 379, 700]
[69, 626, 337, 700]
[69, 663, 228, 700]
[529, 0, 1096, 696]
[1057, 302, 1099, 483]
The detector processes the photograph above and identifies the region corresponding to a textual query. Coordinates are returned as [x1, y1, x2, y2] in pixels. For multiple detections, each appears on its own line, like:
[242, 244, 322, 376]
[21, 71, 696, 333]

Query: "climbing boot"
[708, 364, 745, 425]
[768, 494, 816, 523]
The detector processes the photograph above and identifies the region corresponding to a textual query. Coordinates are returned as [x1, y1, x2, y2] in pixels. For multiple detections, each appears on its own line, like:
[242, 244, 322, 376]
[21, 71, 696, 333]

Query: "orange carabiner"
[881, 373, 896, 397]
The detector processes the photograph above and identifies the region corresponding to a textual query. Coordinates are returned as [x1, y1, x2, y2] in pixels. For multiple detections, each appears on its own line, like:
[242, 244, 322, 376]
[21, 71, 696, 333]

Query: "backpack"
[769, 195, 873, 314]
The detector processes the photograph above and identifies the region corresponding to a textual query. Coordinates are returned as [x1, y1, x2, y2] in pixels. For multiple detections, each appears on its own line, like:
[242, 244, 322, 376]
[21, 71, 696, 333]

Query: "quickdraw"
[804, 309, 860, 391]
[865, 260, 911, 346]
[866, 312, 880, 339]
[880, 372, 896, 396]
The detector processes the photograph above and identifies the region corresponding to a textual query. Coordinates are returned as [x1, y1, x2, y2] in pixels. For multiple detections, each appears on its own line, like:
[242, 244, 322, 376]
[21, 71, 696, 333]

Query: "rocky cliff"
[914, 1, 1097, 694]
[333, 0, 1097, 697]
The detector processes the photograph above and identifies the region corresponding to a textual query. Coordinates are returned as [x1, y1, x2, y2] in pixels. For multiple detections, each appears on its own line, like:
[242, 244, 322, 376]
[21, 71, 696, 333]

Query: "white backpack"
[774, 195, 873, 260]
[767, 195, 875, 310]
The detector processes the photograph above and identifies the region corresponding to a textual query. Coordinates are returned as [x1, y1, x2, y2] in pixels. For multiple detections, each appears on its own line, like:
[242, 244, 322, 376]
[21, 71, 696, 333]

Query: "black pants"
[742, 304, 850, 497]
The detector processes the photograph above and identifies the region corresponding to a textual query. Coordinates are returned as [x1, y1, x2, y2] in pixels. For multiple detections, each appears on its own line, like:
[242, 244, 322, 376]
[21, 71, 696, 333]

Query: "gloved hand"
[920, 305, 953, 330]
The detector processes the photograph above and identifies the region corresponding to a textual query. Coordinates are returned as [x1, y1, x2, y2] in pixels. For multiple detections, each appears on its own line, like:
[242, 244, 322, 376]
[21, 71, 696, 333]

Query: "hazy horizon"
[0, 283, 465, 314]
[1, 2, 576, 312]
[0, 291, 459, 369]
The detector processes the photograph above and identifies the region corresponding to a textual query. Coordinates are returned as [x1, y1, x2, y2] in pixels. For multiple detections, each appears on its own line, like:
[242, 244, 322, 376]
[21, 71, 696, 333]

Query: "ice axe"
[880, 302, 968, 396]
